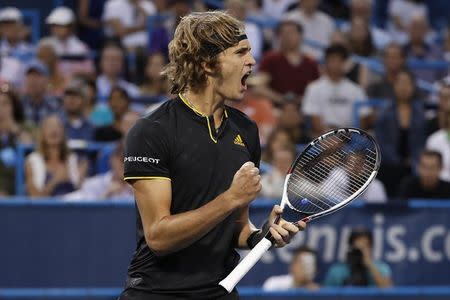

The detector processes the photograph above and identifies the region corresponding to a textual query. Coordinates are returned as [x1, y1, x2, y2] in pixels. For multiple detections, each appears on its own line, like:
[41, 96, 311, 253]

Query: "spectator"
[261, 127, 295, 164]
[263, 246, 320, 291]
[426, 83, 450, 136]
[343, 0, 391, 50]
[225, 0, 263, 61]
[426, 108, 450, 182]
[21, 60, 61, 125]
[61, 82, 94, 141]
[302, 45, 370, 138]
[257, 18, 320, 105]
[367, 43, 406, 100]
[36, 38, 67, 98]
[284, 0, 335, 59]
[0, 87, 29, 196]
[324, 227, 392, 287]
[358, 178, 388, 203]
[261, 0, 297, 20]
[260, 144, 295, 198]
[398, 150, 450, 199]
[0, 7, 33, 58]
[102, 0, 156, 51]
[388, 0, 428, 44]
[64, 143, 133, 201]
[25, 115, 87, 197]
[96, 43, 141, 101]
[82, 78, 99, 119]
[345, 16, 374, 89]
[45, 7, 95, 80]
[404, 14, 443, 83]
[0, 54, 24, 88]
[375, 69, 426, 196]
[278, 102, 310, 144]
[140, 52, 169, 98]
[95, 86, 135, 142]
[77, 0, 107, 50]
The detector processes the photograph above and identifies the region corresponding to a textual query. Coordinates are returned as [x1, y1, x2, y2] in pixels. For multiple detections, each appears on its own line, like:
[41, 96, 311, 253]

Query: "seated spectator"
[387, 0, 428, 44]
[260, 144, 295, 199]
[426, 83, 450, 136]
[95, 86, 130, 142]
[278, 102, 310, 144]
[302, 45, 370, 138]
[426, 110, 450, 182]
[77, 0, 107, 50]
[398, 150, 450, 199]
[25, 115, 87, 197]
[345, 16, 374, 89]
[0, 87, 29, 196]
[102, 0, 156, 51]
[0, 7, 33, 58]
[324, 227, 392, 287]
[61, 82, 94, 141]
[404, 14, 443, 83]
[257, 18, 319, 105]
[45, 7, 95, 81]
[36, 38, 67, 98]
[225, 0, 263, 61]
[64, 143, 133, 201]
[140, 52, 169, 98]
[96, 43, 141, 101]
[367, 43, 406, 101]
[21, 61, 61, 125]
[284, 0, 335, 59]
[261, 127, 295, 164]
[263, 246, 320, 291]
[375, 69, 426, 196]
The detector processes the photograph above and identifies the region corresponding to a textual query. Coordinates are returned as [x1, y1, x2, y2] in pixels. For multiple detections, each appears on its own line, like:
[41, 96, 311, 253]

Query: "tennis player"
[118, 11, 306, 300]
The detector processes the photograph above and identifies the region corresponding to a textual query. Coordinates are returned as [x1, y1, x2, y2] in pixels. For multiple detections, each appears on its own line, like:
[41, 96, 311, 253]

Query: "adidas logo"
[234, 134, 245, 147]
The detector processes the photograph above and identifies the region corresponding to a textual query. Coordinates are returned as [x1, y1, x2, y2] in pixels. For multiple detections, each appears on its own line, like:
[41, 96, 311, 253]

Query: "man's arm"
[134, 162, 261, 256]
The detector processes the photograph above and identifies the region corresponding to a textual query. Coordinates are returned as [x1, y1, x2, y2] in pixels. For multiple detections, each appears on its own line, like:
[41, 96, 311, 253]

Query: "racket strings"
[286, 131, 378, 214]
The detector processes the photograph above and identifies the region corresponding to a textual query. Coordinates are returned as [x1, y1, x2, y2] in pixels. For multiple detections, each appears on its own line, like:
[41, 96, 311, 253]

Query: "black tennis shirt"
[122, 94, 261, 298]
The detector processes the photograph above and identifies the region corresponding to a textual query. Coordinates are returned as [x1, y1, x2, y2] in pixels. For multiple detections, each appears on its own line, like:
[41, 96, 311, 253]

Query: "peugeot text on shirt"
[124, 156, 160, 164]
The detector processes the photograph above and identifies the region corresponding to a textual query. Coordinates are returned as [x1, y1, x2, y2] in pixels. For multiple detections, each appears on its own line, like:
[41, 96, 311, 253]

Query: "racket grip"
[219, 238, 272, 293]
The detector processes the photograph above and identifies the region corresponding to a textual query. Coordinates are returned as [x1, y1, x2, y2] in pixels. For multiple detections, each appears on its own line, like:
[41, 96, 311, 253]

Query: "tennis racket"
[219, 128, 381, 293]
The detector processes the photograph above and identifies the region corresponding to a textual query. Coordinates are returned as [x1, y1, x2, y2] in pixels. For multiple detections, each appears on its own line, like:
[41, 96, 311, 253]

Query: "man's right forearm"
[144, 191, 239, 256]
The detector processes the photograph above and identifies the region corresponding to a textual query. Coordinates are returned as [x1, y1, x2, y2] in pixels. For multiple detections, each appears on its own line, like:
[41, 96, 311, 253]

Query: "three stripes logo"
[234, 134, 245, 147]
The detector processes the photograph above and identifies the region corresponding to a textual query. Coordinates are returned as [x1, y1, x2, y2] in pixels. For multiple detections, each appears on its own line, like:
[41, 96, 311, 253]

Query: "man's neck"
[327, 74, 343, 83]
[183, 88, 225, 127]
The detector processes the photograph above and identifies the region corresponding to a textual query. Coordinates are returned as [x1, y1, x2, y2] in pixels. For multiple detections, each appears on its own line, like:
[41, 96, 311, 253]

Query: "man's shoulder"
[226, 105, 257, 129]
[141, 98, 176, 124]
[427, 129, 447, 145]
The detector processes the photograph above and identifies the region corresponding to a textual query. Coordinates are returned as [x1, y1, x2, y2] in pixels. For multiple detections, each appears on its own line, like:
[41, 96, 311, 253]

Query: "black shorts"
[117, 288, 240, 300]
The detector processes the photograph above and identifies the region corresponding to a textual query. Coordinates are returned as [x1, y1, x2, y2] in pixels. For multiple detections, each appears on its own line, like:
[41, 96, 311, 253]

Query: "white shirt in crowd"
[64, 171, 133, 201]
[359, 178, 388, 203]
[263, 274, 296, 291]
[47, 35, 89, 56]
[260, 168, 285, 199]
[96, 74, 141, 100]
[262, 0, 297, 20]
[426, 129, 450, 182]
[103, 0, 156, 48]
[245, 21, 263, 62]
[284, 9, 335, 59]
[302, 76, 370, 128]
[0, 56, 24, 87]
[387, 0, 428, 44]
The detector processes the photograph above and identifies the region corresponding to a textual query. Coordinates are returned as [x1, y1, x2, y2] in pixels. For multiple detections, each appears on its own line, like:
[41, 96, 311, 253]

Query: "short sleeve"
[376, 262, 392, 278]
[302, 84, 320, 116]
[323, 263, 348, 286]
[123, 119, 171, 181]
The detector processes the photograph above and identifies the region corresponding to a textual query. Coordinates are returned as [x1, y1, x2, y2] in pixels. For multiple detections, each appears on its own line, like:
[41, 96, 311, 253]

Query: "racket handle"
[219, 238, 272, 293]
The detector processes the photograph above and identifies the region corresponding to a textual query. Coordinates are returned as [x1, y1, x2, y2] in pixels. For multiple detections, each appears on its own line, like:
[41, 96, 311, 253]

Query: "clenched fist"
[226, 162, 262, 208]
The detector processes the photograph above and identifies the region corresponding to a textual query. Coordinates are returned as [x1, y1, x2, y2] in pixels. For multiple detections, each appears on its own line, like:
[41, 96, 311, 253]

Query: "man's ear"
[201, 61, 216, 75]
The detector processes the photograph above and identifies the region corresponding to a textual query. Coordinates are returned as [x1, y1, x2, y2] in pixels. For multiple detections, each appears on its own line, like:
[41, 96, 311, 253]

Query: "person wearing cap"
[45, 7, 95, 80]
[60, 82, 94, 142]
[21, 60, 61, 125]
[0, 7, 33, 58]
[118, 11, 305, 300]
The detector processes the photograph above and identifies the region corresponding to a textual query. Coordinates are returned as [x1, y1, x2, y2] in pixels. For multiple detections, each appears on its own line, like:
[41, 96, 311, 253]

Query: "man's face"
[290, 252, 316, 284]
[50, 25, 72, 40]
[351, 0, 371, 20]
[109, 90, 129, 119]
[383, 45, 405, 73]
[300, 0, 319, 12]
[278, 23, 302, 52]
[101, 47, 124, 77]
[352, 236, 372, 253]
[213, 39, 255, 101]
[1, 21, 21, 42]
[63, 93, 84, 116]
[418, 155, 441, 187]
[409, 16, 428, 44]
[325, 54, 345, 78]
[25, 71, 48, 98]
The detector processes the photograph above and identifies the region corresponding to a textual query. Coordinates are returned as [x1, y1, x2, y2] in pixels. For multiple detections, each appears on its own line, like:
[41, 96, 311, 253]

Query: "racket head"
[282, 128, 381, 221]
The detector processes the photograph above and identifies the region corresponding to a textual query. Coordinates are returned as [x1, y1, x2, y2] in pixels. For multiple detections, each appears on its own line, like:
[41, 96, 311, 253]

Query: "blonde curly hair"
[162, 11, 245, 94]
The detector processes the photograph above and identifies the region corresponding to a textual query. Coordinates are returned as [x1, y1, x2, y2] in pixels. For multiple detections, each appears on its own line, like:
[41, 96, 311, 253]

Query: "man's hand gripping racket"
[219, 128, 381, 293]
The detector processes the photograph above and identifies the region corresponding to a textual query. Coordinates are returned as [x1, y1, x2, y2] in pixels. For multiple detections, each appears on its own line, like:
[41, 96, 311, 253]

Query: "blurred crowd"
[1, 0, 450, 202]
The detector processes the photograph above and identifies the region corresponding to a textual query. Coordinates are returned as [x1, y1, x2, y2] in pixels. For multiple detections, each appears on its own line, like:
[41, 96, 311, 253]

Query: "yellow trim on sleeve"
[124, 176, 171, 181]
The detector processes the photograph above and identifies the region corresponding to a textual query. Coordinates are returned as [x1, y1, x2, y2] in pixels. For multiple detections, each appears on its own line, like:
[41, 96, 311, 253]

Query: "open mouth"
[241, 70, 252, 89]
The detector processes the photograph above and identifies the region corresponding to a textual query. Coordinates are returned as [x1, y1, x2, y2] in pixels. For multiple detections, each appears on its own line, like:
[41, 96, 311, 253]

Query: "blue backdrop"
[1, 200, 450, 289]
